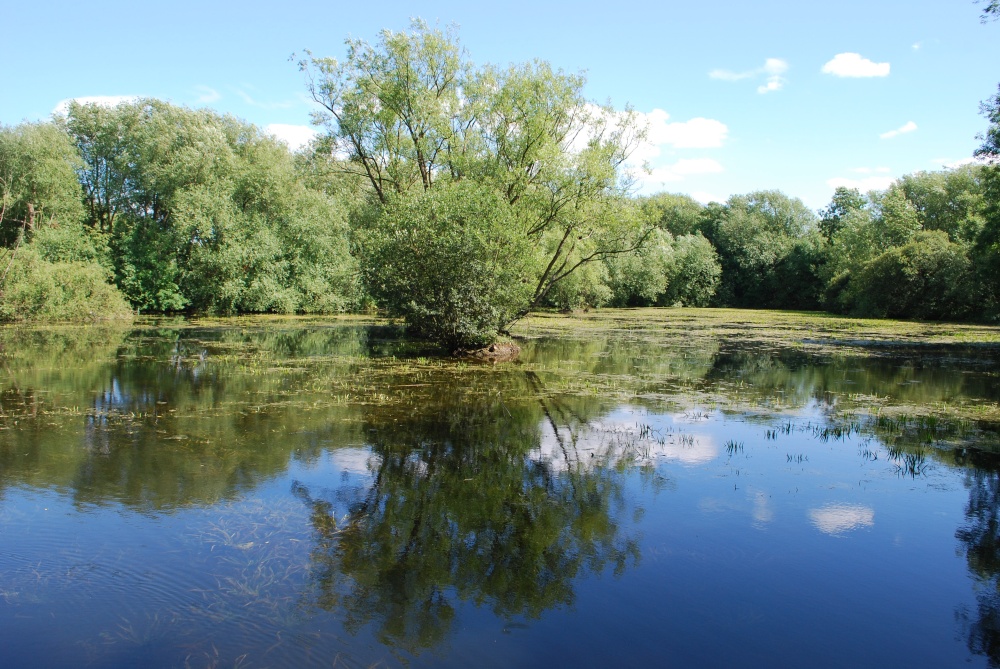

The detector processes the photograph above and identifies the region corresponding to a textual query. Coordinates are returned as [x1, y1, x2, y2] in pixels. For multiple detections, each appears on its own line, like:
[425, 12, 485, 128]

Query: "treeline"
[1, 98, 997, 327]
[567, 164, 995, 322]
[1, 24, 998, 338]
[0, 100, 357, 321]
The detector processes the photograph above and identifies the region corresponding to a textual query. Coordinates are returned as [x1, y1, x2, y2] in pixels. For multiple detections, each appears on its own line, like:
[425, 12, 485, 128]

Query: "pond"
[2, 311, 1000, 668]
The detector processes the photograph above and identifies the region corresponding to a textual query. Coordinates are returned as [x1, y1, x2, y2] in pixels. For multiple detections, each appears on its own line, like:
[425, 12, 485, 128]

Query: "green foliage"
[842, 230, 975, 320]
[63, 99, 356, 314]
[639, 192, 705, 237]
[30, 222, 111, 268]
[0, 122, 84, 244]
[898, 166, 986, 244]
[604, 228, 676, 307]
[823, 185, 921, 308]
[981, 0, 1000, 21]
[303, 20, 647, 346]
[974, 85, 1000, 316]
[0, 246, 132, 322]
[543, 260, 611, 311]
[819, 187, 866, 242]
[359, 181, 535, 349]
[662, 233, 722, 307]
[768, 233, 827, 310]
[709, 190, 819, 308]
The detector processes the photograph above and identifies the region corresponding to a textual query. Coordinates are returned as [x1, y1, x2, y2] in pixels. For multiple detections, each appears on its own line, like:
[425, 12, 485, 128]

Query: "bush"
[359, 182, 535, 349]
[661, 233, 721, 307]
[543, 261, 611, 311]
[843, 230, 974, 320]
[0, 247, 133, 322]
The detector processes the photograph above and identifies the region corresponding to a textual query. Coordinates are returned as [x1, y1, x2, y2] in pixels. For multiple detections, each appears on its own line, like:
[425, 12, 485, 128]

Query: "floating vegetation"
[2, 310, 1000, 667]
[725, 440, 745, 455]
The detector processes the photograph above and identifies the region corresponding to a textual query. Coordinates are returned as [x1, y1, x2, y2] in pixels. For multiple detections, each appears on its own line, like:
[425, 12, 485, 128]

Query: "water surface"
[2, 317, 1000, 667]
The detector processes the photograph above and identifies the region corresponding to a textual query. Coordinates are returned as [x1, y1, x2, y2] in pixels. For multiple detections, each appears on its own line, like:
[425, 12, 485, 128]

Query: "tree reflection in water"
[957, 450, 1000, 666]
[293, 370, 644, 651]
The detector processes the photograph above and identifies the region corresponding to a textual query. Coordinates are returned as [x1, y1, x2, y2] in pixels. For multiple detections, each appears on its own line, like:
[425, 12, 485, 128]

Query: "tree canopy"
[301, 20, 648, 347]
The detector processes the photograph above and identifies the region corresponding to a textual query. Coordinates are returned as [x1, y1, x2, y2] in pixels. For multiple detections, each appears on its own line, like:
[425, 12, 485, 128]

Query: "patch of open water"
[1, 321, 999, 667]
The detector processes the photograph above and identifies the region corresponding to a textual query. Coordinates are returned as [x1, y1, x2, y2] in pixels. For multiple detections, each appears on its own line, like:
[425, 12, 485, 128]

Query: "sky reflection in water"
[0, 320, 999, 667]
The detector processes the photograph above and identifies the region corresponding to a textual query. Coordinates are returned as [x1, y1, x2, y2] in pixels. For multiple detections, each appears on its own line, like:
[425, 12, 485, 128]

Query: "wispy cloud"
[827, 175, 896, 192]
[879, 121, 917, 139]
[231, 87, 296, 110]
[822, 52, 890, 78]
[52, 95, 139, 116]
[710, 58, 789, 94]
[933, 156, 991, 169]
[194, 86, 221, 104]
[642, 158, 724, 188]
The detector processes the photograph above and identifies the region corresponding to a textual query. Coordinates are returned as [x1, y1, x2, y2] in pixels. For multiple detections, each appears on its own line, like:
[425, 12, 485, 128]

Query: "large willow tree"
[301, 20, 647, 348]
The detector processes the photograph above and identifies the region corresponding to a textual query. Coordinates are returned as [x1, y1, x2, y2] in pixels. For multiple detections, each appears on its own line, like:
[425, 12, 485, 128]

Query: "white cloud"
[651, 115, 728, 149]
[711, 58, 788, 94]
[641, 158, 724, 188]
[912, 42, 922, 50]
[757, 79, 784, 94]
[266, 123, 318, 151]
[638, 109, 728, 156]
[821, 52, 890, 78]
[879, 121, 917, 139]
[52, 95, 138, 116]
[329, 447, 378, 475]
[809, 504, 874, 536]
[752, 491, 774, 527]
[690, 191, 726, 204]
[933, 156, 991, 169]
[194, 86, 221, 104]
[827, 175, 897, 192]
[569, 106, 727, 167]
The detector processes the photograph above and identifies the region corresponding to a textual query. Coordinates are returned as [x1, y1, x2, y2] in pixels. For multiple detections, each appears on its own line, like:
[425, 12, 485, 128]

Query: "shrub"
[359, 182, 535, 349]
[0, 247, 133, 322]
[843, 230, 974, 320]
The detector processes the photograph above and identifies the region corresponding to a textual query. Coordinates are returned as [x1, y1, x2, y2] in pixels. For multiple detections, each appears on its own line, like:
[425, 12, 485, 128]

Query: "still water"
[2, 317, 1000, 667]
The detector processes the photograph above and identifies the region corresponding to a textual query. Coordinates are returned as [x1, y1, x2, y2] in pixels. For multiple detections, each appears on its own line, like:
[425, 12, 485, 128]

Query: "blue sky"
[3, 0, 998, 209]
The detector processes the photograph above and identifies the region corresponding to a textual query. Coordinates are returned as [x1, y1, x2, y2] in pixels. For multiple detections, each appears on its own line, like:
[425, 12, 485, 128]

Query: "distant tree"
[0, 123, 131, 321]
[819, 187, 867, 242]
[898, 166, 986, 245]
[823, 186, 923, 310]
[660, 233, 721, 307]
[63, 99, 356, 314]
[709, 190, 818, 307]
[0, 123, 84, 245]
[604, 228, 676, 307]
[843, 230, 975, 320]
[974, 85, 1000, 315]
[639, 192, 705, 237]
[359, 181, 535, 348]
